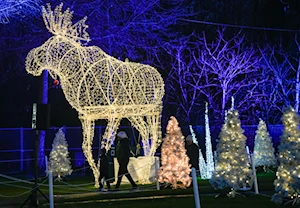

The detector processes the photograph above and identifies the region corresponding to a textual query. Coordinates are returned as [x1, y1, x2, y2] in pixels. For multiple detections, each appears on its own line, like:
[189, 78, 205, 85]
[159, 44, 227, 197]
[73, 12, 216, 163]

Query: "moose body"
[25, 4, 164, 187]
[26, 37, 164, 112]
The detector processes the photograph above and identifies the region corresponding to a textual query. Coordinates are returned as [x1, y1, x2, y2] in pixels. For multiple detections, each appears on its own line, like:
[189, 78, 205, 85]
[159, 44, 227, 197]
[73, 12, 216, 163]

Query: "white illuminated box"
[113, 156, 159, 184]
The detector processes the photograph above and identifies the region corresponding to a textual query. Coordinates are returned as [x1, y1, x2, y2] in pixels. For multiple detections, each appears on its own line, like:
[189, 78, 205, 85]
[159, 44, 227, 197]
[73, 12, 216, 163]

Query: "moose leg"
[128, 116, 150, 156]
[81, 118, 100, 188]
[146, 112, 162, 156]
[102, 117, 121, 151]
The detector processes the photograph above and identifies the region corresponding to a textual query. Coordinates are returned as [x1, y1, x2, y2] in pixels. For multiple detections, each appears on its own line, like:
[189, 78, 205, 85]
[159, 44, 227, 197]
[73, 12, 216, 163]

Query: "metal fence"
[0, 125, 283, 175]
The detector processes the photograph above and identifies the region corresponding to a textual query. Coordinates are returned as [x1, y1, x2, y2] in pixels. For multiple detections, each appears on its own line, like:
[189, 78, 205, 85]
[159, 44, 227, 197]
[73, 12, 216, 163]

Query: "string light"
[25, 3, 165, 187]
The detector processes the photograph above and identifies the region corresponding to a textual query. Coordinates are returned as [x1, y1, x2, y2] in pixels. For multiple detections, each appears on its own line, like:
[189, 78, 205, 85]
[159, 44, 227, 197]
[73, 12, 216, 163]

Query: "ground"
[0, 170, 298, 207]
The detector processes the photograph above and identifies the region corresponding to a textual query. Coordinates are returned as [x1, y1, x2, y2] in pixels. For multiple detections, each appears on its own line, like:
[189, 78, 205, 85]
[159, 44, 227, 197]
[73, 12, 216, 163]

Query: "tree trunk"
[295, 59, 300, 113]
[222, 86, 227, 119]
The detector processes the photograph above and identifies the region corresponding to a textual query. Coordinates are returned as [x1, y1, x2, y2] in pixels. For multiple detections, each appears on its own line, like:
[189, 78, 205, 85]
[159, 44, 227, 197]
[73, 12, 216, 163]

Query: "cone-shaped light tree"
[158, 116, 191, 189]
[253, 119, 277, 168]
[189, 125, 207, 179]
[210, 110, 252, 191]
[205, 102, 215, 178]
[273, 107, 300, 201]
[48, 128, 72, 179]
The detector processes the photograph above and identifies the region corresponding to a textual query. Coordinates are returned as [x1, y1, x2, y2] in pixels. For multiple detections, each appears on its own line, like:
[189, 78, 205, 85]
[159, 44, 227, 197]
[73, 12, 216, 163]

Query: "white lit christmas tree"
[210, 110, 252, 192]
[272, 107, 300, 203]
[253, 119, 277, 169]
[189, 125, 207, 179]
[48, 128, 72, 179]
[205, 102, 215, 178]
[158, 116, 191, 189]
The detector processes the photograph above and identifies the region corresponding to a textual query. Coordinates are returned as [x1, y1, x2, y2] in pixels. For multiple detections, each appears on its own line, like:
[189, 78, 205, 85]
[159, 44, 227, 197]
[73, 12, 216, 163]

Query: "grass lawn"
[54, 195, 277, 208]
[0, 170, 291, 208]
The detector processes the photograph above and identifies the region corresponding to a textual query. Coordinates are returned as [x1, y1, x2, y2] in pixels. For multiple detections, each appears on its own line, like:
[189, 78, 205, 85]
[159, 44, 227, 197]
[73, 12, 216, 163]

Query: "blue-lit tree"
[195, 28, 261, 121]
[164, 34, 205, 123]
[257, 45, 298, 123]
[0, 0, 41, 24]
[79, 0, 198, 68]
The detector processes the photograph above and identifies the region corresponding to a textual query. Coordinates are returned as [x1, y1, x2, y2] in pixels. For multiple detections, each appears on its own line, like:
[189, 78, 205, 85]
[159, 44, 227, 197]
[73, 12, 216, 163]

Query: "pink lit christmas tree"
[158, 116, 191, 189]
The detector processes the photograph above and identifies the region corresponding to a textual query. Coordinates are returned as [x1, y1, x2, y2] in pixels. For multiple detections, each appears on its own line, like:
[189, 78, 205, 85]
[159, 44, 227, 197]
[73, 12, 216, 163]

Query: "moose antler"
[42, 3, 90, 43]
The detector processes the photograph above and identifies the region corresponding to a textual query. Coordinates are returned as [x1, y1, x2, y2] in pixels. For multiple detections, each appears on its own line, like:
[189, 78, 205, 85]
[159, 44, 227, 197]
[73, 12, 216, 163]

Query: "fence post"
[20, 128, 24, 172]
[192, 167, 201, 208]
[154, 157, 160, 190]
[251, 153, 259, 194]
[45, 156, 54, 208]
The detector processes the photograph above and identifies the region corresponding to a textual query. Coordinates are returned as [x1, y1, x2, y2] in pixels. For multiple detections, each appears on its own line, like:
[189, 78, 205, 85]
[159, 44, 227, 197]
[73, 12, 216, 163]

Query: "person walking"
[185, 135, 199, 171]
[99, 148, 111, 191]
[114, 131, 137, 190]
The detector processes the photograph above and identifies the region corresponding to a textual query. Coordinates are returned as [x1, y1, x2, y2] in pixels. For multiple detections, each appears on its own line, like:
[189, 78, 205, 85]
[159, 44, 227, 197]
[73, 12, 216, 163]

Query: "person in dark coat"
[185, 135, 199, 171]
[114, 131, 137, 190]
[99, 148, 111, 191]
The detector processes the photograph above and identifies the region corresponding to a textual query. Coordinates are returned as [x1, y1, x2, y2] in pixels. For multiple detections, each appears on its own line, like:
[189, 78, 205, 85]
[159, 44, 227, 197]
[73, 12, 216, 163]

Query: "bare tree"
[257, 45, 297, 123]
[194, 28, 261, 121]
[0, 0, 41, 24]
[164, 34, 206, 124]
[69, 0, 198, 69]
[294, 33, 300, 113]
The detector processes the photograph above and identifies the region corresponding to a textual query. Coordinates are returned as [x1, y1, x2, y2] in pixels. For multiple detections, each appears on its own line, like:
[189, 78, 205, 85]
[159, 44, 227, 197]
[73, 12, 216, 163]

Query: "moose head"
[25, 3, 90, 80]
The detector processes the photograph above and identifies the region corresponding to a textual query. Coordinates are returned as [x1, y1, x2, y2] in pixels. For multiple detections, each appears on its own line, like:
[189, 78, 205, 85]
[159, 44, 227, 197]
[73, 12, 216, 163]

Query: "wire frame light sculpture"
[25, 3, 165, 187]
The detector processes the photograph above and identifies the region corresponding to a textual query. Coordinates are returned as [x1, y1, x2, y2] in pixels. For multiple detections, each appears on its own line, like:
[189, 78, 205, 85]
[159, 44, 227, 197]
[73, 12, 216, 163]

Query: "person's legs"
[99, 172, 104, 189]
[115, 161, 127, 189]
[105, 173, 111, 189]
[115, 174, 123, 189]
[123, 165, 137, 187]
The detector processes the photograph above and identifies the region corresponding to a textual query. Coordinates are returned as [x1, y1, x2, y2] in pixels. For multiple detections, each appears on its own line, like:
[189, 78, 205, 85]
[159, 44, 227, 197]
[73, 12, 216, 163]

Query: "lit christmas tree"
[48, 128, 72, 179]
[253, 119, 277, 169]
[189, 125, 207, 179]
[272, 107, 300, 203]
[158, 116, 191, 189]
[210, 110, 252, 193]
[205, 102, 215, 178]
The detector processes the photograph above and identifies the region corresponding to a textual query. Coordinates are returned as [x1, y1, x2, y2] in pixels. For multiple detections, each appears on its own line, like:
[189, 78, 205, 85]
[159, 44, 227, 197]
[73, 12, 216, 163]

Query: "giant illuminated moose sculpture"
[25, 3, 164, 187]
